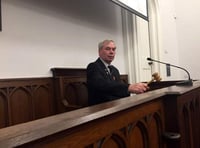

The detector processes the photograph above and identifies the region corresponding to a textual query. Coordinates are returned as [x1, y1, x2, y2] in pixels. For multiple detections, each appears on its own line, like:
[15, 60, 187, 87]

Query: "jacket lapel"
[96, 58, 113, 80]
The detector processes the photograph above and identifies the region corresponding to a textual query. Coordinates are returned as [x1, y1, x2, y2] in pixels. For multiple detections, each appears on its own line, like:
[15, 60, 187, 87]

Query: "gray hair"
[98, 40, 114, 51]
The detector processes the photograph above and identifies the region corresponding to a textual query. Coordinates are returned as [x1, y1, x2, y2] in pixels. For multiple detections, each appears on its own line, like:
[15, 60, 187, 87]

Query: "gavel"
[147, 72, 162, 85]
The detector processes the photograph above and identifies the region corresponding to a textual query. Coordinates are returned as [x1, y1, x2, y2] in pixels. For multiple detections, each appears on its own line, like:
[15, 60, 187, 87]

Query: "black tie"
[108, 65, 113, 75]
[108, 66, 116, 80]
[108, 66, 115, 81]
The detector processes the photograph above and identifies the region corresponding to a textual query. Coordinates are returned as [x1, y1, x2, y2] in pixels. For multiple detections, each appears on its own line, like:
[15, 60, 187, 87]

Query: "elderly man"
[87, 39, 148, 105]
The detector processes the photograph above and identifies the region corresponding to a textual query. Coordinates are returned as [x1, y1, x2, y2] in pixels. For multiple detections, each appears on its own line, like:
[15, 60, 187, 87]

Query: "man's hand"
[128, 83, 149, 94]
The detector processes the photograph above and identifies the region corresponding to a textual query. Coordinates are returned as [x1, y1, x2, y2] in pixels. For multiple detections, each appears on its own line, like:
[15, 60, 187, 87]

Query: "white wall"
[1, 0, 200, 81]
[159, 0, 200, 80]
[0, 0, 126, 78]
[157, 0, 180, 80]
[174, 0, 200, 80]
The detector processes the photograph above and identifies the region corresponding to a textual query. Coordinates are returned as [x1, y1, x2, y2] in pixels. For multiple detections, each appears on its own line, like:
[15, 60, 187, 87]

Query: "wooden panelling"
[51, 68, 86, 77]
[0, 68, 128, 128]
[163, 87, 200, 148]
[0, 93, 7, 128]
[34, 85, 55, 118]
[1, 80, 200, 147]
[2, 98, 165, 148]
[9, 87, 33, 125]
[40, 100, 164, 148]
[0, 68, 200, 148]
[54, 75, 128, 113]
[56, 76, 88, 112]
[178, 88, 200, 148]
[52, 68, 129, 113]
[0, 78, 56, 128]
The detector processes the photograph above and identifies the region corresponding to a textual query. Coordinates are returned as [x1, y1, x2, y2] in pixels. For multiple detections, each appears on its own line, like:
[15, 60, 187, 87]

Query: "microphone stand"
[147, 58, 193, 86]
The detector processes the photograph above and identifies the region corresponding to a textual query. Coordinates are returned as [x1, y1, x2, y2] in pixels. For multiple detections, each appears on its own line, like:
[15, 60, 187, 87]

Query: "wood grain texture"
[0, 78, 56, 128]
[0, 68, 200, 148]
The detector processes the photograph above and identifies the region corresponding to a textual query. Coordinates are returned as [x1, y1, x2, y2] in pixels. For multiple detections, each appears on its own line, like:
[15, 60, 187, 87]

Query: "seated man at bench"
[87, 39, 148, 105]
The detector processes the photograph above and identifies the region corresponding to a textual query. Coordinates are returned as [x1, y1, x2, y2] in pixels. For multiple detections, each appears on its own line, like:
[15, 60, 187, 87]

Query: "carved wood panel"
[0, 78, 56, 128]
[163, 87, 200, 148]
[178, 88, 200, 148]
[20, 99, 165, 148]
[54, 75, 128, 113]
[0, 91, 7, 128]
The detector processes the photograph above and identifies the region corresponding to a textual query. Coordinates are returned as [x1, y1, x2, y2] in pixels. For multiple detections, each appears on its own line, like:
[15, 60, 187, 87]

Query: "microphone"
[147, 57, 193, 86]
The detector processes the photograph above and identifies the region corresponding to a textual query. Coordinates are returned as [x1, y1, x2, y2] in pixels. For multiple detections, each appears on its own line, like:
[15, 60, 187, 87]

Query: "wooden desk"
[0, 81, 199, 148]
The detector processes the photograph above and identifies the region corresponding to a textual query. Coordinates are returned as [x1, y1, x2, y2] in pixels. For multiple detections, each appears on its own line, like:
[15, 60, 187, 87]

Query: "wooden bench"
[51, 68, 129, 113]
[0, 68, 128, 128]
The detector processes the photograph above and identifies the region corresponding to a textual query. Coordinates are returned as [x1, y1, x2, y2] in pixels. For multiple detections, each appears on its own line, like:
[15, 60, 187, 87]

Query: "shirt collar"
[99, 58, 110, 67]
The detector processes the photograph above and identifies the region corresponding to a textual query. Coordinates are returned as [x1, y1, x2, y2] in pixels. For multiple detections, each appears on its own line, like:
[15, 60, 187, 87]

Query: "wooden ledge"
[0, 81, 199, 147]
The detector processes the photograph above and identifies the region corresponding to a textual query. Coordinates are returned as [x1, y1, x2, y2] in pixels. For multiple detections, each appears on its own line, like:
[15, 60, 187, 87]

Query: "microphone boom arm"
[147, 57, 193, 86]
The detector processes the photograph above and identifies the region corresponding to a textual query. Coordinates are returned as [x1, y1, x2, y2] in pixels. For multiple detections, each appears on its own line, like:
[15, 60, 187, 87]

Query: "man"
[87, 39, 148, 105]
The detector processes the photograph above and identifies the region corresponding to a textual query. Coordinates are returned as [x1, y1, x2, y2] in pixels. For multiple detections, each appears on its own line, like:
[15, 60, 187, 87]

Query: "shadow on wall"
[5, 0, 120, 32]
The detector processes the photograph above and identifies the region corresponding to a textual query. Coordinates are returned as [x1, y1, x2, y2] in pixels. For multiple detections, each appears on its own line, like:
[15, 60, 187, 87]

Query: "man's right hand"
[128, 83, 149, 94]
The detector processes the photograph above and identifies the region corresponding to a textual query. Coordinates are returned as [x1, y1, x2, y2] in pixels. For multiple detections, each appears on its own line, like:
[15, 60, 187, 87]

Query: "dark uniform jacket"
[86, 58, 130, 105]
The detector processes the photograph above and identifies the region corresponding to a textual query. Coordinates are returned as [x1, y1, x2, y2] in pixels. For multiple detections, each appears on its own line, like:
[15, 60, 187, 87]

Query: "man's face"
[99, 41, 116, 64]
